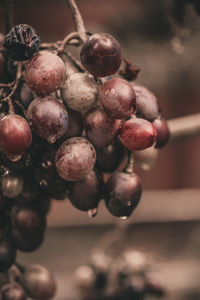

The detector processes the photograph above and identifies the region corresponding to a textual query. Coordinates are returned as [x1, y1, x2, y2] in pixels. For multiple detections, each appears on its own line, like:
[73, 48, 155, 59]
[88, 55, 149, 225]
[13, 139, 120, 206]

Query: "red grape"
[69, 169, 103, 211]
[104, 171, 142, 218]
[133, 84, 159, 121]
[0, 114, 32, 161]
[55, 137, 96, 181]
[80, 33, 122, 77]
[99, 78, 136, 119]
[85, 107, 121, 148]
[27, 96, 68, 144]
[119, 117, 157, 151]
[25, 51, 66, 95]
[152, 116, 170, 148]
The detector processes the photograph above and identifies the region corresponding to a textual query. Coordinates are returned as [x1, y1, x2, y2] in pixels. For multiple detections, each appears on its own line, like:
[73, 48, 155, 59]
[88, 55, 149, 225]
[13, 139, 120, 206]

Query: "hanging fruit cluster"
[0, 12, 169, 298]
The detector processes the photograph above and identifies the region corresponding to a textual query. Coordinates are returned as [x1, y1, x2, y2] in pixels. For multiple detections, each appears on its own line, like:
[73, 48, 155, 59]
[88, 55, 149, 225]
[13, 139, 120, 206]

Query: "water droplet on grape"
[39, 179, 48, 188]
[88, 208, 98, 218]
[7, 153, 22, 162]
[119, 216, 128, 220]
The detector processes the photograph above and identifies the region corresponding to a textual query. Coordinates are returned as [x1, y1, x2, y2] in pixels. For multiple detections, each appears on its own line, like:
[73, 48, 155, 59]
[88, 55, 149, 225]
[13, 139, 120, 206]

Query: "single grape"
[10, 227, 44, 253]
[58, 108, 83, 142]
[1, 173, 24, 198]
[119, 117, 157, 151]
[3, 24, 40, 61]
[99, 78, 136, 119]
[133, 84, 159, 121]
[80, 33, 122, 77]
[20, 264, 56, 300]
[25, 51, 66, 95]
[61, 73, 98, 114]
[55, 137, 96, 181]
[11, 205, 46, 236]
[96, 141, 126, 173]
[1, 283, 27, 300]
[85, 107, 121, 148]
[0, 240, 16, 273]
[104, 171, 142, 218]
[152, 116, 170, 148]
[0, 114, 32, 161]
[27, 96, 68, 144]
[133, 145, 159, 171]
[18, 83, 34, 109]
[69, 169, 103, 211]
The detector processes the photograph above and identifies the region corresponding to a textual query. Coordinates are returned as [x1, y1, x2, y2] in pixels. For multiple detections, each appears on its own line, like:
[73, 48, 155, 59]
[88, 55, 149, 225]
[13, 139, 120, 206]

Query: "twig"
[168, 113, 200, 142]
[57, 31, 81, 53]
[66, 0, 87, 43]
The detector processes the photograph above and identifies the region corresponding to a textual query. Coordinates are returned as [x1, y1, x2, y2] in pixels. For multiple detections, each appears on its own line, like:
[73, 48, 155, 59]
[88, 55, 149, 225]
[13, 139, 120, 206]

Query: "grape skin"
[25, 51, 66, 95]
[99, 78, 136, 119]
[0, 114, 32, 160]
[55, 137, 96, 182]
[119, 117, 157, 151]
[85, 107, 121, 148]
[80, 33, 122, 77]
[27, 96, 68, 144]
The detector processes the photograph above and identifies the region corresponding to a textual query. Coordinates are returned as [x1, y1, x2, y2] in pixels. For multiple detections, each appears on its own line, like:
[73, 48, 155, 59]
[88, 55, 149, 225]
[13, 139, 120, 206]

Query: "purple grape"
[69, 169, 103, 211]
[80, 33, 122, 77]
[104, 171, 142, 218]
[152, 116, 170, 148]
[85, 107, 121, 148]
[99, 78, 136, 119]
[27, 96, 68, 144]
[55, 137, 96, 182]
[119, 117, 157, 151]
[133, 84, 159, 121]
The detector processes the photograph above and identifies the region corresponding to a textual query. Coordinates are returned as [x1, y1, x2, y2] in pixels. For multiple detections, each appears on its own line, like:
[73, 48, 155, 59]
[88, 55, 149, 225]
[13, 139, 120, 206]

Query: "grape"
[1, 283, 26, 300]
[104, 171, 142, 218]
[119, 117, 157, 151]
[69, 169, 103, 211]
[55, 137, 96, 181]
[99, 78, 136, 119]
[96, 141, 126, 173]
[133, 145, 159, 171]
[58, 108, 83, 141]
[25, 51, 66, 95]
[1, 173, 24, 198]
[3, 24, 40, 61]
[80, 33, 122, 77]
[11, 205, 46, 236]
[74, 265, 96, 295]
[133, 84, 159, 122]
[27, 96, 68, 144]
[0, 114, 32, 161]
[20, 264, 56, 300]
[61, 73, 98, 114]
[152, 116, 170, 148]
[0, 240, 16, 273]
[18, 83, 34, 109]
[85, 107, 121, 148]
[10, 227, 44, 253]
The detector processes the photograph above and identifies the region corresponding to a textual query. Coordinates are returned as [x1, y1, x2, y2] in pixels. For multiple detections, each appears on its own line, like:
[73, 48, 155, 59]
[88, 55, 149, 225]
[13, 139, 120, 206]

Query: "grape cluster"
[0, 22, 169, 299]
[74, 250, 165, 300]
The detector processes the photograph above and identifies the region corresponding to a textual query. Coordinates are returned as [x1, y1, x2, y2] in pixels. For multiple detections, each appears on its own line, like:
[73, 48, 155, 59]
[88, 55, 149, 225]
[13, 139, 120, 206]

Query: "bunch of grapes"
[0, 16, 169, 299]
[74, 250, 165, 300]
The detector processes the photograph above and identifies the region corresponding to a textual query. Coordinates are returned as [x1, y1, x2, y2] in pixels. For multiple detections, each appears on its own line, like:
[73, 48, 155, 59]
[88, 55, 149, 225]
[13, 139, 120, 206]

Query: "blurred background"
[1, 0, 200, 299]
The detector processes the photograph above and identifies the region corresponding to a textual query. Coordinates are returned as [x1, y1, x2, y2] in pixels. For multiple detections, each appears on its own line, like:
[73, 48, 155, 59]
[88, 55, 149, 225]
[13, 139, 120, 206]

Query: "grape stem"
[125, 152, 134, 174]
[66, 0, 87, 43]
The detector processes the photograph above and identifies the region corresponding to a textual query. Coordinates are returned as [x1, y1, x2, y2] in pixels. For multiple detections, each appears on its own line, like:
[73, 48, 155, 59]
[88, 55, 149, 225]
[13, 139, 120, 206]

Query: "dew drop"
[88, 208, 98, 218]
[119, 216, 128, 220]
